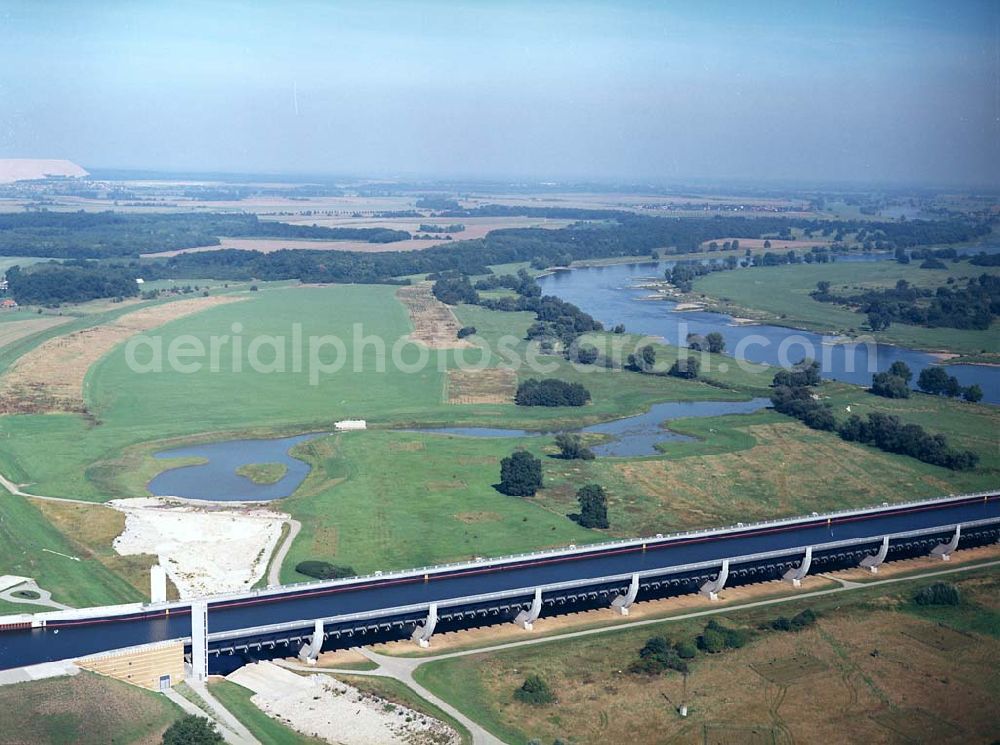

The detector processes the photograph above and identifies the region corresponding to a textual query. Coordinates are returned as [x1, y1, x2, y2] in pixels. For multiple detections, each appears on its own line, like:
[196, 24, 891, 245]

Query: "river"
[537, 259, 1000, 404]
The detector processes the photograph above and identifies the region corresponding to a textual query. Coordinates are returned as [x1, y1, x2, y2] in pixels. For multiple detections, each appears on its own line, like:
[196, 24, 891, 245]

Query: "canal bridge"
[1, 491, 997, 677]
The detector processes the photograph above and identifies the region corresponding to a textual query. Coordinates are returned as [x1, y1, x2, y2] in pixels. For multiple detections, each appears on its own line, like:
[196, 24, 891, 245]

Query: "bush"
[791, 609, 817, 629]
[668, 356, 700, 379]
[162, 715, 224, 745]
[554, 433, 594, 460]
[870, 372, 910, 399]
[514, 674, 555, 705]
[295, 561, 357, 580]
[913, 582, 961, 606]
[457, 325, 476, 339]
[698, 620, 749, 652]
[515, 378, 591, 407]
[498, 451, 543, 496]
[629, 635, 690, 675]
[674, 639, 698, 659]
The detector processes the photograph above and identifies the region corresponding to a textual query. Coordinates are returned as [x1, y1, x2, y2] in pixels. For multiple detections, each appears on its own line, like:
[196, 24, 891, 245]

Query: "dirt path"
[0, 294, 244, 414]
[267, 518, 301, 587]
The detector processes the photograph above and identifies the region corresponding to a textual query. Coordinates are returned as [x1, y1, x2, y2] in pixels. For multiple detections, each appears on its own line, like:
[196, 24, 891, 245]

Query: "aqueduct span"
[1, 492, 997, 676]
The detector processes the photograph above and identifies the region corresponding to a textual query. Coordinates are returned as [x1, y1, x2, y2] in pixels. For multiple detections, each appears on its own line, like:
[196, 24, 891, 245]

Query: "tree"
[457, 326, 476, 339]
[668, 356, 700, 379]
[162, 716, 224, 745]
[514, 674, 555, 705]
[870, 372, 910, 399]
[963, 384, 983, 403]
[763, 239, 771, 248]
[498, 451, 543, 496]
[576, 484, 609, 528]
[868, 309, 891, 331]
[685, 333, 704, 352]
[554, 433, 594, 460]
[628, 344, 656, 371]
[917, 366, 958, 396]
[888, 360, 912, 383]
[705, 331, 725, 354]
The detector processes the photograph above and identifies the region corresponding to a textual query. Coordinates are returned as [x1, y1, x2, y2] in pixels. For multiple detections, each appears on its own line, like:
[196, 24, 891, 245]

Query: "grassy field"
[207, 679, 326, 745]
[691, 260, 1000, 355]
[414, 569, 1000, 745]
[0, 671, 182, 744]
[0, 494, 144, 608]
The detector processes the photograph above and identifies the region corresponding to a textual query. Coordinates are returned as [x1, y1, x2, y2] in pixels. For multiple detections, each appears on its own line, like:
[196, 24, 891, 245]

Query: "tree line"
[6, 262, 139, 305]
[0, 211, 410, 259]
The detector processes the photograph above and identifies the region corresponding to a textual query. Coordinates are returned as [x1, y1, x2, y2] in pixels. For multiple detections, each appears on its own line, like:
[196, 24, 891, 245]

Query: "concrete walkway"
[0, 579, 72, 610]
[188, 678, 262, 745]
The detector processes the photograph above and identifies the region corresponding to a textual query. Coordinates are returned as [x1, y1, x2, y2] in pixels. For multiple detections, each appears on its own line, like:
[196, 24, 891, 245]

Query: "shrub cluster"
[515, 378, 591, 407]
[768, 608, 817, 631]
[913, 582, 961, 606]
[295, 561, 357, 580]
[629, 635, 693, 675]
[513, 674, 555, 705]
[697, 619, 750, 653]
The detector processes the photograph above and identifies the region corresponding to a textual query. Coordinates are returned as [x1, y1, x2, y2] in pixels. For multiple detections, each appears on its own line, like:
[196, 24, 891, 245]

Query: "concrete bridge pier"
[700, 560, 729, 601]
[411, 604, 438, 648]
[298, 619, 324, 663]
[191, 600, 208, 682]
[783, 546, 812, 587]
[514, 588, 543, 630]
[611, 573, 640, 616]
[860, 536, 890, 573]
[930, 524, 961, 560]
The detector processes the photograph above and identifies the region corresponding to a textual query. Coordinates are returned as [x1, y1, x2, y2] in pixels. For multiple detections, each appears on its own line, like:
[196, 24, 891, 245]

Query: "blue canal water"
[537, 258, 999, 404]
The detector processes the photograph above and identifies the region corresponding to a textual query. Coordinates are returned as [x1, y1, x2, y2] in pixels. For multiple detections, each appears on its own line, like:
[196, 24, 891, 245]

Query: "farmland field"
[414, 570, 1000, 745]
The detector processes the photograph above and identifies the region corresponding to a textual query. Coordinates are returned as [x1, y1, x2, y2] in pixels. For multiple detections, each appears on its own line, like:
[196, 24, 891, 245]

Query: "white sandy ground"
[227, 661, 460, 745]
[109, 498, 286, 597]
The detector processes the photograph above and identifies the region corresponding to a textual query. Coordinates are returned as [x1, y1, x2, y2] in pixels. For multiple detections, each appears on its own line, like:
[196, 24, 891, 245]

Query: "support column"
[930, 524, 961, 560]
[190, 600, 207, 682]
[783, 546, 812, 587]
[860, 536, 890, 573]
[410, 604, 438, 648]
[699, 560, 729, 601]
[150, 564, 167, 604]
[611, 573, 640, 616]
[298, 619, 324, 663]
[514, 588, 543, 630]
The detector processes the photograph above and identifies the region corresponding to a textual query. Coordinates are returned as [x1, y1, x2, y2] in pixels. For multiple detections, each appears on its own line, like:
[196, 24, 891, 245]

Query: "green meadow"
[691, 260, 1000, 355]
[0, 279, 996, 607]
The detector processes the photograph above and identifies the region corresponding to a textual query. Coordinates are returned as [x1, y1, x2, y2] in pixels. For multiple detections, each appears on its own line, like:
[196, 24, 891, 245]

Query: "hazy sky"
[1, 1, 998, 186]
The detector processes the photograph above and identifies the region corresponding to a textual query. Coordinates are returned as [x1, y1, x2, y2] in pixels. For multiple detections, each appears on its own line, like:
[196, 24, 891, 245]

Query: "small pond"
[411, 397, 772, 457]
[148, 433, 323, 502]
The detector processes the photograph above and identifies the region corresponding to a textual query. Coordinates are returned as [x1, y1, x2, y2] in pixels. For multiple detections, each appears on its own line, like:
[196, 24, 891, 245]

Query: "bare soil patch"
[446, 368, 517, 404]
[0, 316, 71, 348]
[0, 295, 243, 414]
[453, 511, 502, 524]
[397, 284, 473, 349]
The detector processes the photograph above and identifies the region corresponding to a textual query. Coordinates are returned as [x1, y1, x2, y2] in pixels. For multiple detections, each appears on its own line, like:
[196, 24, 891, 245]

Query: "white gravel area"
[227, 662, 461, 745]
[109, 497, 286, 597]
